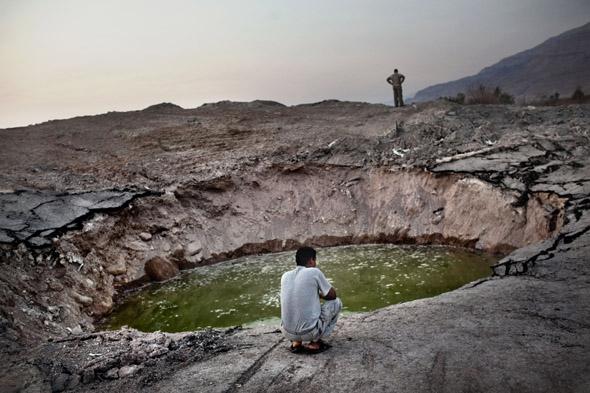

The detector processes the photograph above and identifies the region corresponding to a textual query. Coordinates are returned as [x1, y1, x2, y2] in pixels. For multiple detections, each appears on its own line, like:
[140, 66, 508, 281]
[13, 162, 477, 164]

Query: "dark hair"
[295, 247, 316, 266]
[394, 69, 398, 73]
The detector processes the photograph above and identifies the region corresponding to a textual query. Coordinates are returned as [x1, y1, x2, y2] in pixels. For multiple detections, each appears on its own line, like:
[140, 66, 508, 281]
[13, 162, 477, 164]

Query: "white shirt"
[280, 266, 332, 334]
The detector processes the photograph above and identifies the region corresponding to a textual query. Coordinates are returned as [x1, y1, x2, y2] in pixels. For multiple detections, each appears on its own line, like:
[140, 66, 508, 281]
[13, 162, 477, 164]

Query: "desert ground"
[1, 100, 589, 392]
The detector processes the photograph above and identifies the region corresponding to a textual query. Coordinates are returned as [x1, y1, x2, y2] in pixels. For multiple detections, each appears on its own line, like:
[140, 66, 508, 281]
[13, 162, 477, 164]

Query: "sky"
[1, 0, 589, 128]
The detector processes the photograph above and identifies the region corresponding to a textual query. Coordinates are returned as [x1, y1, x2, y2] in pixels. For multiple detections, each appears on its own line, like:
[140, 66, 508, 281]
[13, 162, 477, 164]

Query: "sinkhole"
[103, 244, 498, 332]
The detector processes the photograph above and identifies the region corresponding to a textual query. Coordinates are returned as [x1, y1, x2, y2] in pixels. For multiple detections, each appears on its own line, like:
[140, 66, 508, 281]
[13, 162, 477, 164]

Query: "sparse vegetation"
[525, 87, 589, 106]
[446, 86, 589, 107]
[572, 86, 585, 101]
[442, 92, 465, 104]
[466, 85, 514, 105]
[442, 86, 515, 105]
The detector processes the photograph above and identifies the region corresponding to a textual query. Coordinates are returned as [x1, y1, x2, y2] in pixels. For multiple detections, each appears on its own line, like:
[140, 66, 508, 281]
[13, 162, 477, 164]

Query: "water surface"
[104, 244, 497, 332]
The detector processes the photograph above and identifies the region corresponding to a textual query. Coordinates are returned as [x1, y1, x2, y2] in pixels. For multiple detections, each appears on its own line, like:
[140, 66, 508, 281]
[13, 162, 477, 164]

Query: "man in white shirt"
[280, 246, 342, 353]
[387, 69, 406, 107]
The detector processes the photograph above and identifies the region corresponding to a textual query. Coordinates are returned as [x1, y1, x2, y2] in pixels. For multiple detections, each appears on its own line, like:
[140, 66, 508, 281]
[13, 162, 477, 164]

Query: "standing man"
[280, 246, 342, 354]
[387, 69, 406, 107]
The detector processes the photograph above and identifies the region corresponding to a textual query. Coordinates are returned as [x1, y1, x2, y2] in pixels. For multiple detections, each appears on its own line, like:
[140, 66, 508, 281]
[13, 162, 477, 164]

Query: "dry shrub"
[466, 85, 514, 105]
[526, 87, 589, 106]
[572, 86, 585, 101]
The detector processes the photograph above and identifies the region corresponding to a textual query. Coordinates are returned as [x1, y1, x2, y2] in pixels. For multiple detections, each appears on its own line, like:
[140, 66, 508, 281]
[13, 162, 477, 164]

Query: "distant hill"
[143, 102, 185, 113]
[414, 22, 590, 102]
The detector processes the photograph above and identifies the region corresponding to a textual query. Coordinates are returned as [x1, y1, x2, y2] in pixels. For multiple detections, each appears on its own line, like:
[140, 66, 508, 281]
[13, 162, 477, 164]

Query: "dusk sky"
[1, 0, 589, 128]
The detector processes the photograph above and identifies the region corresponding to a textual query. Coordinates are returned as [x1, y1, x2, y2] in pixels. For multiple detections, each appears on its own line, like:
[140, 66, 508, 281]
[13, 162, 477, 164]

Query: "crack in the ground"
[223, 338, 284, 393]
[435, 142, 589, 278]
[29, 198, 61, 213]
[0, 189, 160, 247]
[493, 220, 590, 277]
[519, 311, 590, 330]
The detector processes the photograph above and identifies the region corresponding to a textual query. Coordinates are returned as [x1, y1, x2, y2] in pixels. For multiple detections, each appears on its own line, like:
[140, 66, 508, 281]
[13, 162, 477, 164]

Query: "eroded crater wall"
[28, 167, 556, 326]
[0, 165, 566, 348]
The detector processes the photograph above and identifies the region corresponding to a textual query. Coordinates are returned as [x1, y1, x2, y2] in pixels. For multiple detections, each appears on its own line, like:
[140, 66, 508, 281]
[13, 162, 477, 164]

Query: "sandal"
[304, 340, 332, 354]
[289, 344, 304, 354]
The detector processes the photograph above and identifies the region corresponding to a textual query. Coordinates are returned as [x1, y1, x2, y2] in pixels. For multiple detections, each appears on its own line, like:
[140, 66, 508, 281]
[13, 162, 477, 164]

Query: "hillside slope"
[414, 22, 590, 102]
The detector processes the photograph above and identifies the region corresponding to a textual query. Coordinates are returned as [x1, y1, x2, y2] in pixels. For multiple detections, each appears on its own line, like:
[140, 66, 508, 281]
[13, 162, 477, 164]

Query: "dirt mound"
[199, 100, 286, 110]
[142, 102, 184, 113]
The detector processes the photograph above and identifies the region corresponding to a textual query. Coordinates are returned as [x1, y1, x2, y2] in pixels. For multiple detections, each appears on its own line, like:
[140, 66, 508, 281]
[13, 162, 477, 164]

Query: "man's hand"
[321, 287, 337, 301]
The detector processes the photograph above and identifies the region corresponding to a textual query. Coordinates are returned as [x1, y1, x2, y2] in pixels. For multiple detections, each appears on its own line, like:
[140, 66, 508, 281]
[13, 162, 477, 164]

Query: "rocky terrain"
[1, 99, 589, 392]
[414, 22, 590, 102]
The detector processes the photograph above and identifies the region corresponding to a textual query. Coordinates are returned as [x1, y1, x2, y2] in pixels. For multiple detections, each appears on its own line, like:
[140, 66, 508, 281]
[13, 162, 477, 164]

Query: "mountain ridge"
[414, 22, 590, 102]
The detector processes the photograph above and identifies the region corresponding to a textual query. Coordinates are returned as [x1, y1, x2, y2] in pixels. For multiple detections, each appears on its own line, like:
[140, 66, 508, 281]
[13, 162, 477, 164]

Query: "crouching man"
[280, 246, 342, 354]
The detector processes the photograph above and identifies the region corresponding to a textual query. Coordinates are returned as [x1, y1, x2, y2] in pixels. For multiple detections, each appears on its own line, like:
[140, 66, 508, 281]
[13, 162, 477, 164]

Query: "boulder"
[106, 257, 127, 275]
[185, 240, 202, 256]
[118, 365, 141, 378]
[126, 241, 149, 251]
[71, 291, 93, 306]
[105, 368, 119, 380]
[47, 279, 64, 291]
[144, 256, 179, 282]
[139, 232, 152, 241]
[83, 278, 95, 289]
[92, 298, 113, 316]
[51, 373, 70, 392]
[171, 245, 185, 259]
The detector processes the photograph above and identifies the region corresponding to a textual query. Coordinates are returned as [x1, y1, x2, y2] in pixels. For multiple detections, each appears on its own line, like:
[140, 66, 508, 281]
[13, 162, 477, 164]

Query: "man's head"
[295, 246, 316, 267]
[394, 69, 398, 73]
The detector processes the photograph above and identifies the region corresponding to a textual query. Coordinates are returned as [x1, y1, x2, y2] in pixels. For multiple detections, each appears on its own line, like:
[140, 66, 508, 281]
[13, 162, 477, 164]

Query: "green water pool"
[103, 244, 497, 332]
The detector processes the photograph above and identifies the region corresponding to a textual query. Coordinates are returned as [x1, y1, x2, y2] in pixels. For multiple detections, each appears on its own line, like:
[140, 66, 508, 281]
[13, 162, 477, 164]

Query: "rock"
[66, 374, 80, 389]
[47, 305, 60, 314]
[71, 291, 93, 306]
[105, 368, 119, 380]
[15, 243, 27, 257]
[144, 256, 179, 282]
[186, 255, 203, 265]
[118, 365, 141, 378]
[29, 236, 52, 247]
[493, 264, 507, 276]
[106, 258, 127, 275]
[126, 241, 149, 251]
[185, 240, 202, 256]
[0, 190, 143, 247]
[502, 176, 526, 192]
[139, 232, 152, 241]
[171, 245, 185, 259]
[0, 230, 14, 243]
[83, 278, 95, 289]
[51, 373, 70, 392]
[148, 345, 169, 358]
[93, 298, 114, 316]
[431, 215, 443, 225]
[66, 253, 84, 265]
[81, 369, 95, 384]
[175, 258, 198, 270]
[47, 279, 64, 291]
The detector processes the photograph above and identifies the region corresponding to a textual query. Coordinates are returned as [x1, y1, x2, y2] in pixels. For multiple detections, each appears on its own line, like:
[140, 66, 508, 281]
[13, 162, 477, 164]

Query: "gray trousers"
[282, 298, 343, 342]
[393, 86, 404, 107]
